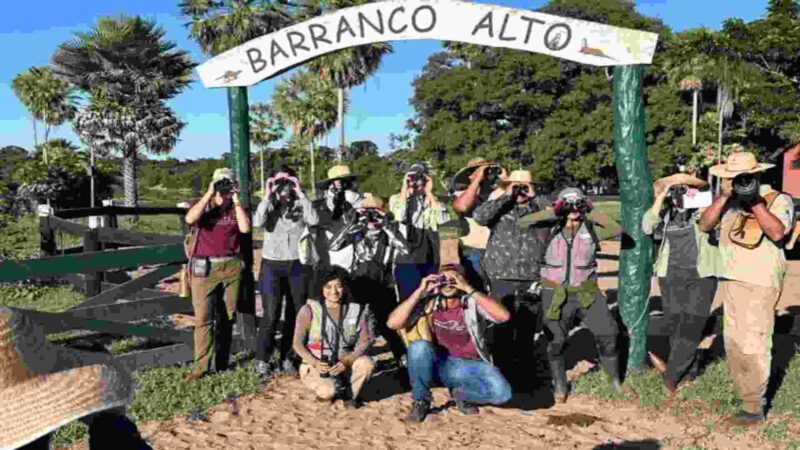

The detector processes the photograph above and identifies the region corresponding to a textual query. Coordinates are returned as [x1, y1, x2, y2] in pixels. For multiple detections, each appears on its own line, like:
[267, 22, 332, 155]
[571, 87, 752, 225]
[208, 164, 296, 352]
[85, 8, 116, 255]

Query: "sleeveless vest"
[305, 301, 366, 359]
[540, 221, 600, 287]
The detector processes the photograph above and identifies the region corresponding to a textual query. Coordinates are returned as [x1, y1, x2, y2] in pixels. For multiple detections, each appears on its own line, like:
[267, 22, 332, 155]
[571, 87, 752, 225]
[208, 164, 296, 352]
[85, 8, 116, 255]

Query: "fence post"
[38, 206, 56, 257]
[83, 228, 101, 296]
[103, 199, 118, 230]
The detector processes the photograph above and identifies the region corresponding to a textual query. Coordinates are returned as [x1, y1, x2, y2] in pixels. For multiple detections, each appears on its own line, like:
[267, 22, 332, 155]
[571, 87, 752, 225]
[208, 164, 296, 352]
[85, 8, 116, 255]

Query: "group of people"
[184, 150, 796, 425]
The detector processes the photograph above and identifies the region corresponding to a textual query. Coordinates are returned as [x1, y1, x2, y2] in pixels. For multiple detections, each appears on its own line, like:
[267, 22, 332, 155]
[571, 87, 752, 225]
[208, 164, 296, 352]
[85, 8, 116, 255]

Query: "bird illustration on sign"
[579, 38, 617, 61]
[216, 70, 243, 83]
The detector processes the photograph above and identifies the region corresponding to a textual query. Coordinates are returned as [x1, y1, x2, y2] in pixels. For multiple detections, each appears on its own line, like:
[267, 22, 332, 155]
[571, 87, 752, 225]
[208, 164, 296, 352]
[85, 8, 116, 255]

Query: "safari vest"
[305, 301, 366, 359]
[729, 191, 780, 249]
[540, 222, 600, 287]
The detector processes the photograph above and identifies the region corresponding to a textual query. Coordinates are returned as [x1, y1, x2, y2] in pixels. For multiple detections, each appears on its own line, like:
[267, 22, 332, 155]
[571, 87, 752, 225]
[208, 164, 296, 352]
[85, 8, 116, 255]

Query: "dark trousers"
[21, 411, 151, 450]
[393, 262, 436, 302]
[352, 274, 407, 361]
[462, 249, 488, 291]
[257, 259, 309, 362]
[541, 289, 619, 359]
[489, 279, 541, 382]
[658, 271, 717, 384]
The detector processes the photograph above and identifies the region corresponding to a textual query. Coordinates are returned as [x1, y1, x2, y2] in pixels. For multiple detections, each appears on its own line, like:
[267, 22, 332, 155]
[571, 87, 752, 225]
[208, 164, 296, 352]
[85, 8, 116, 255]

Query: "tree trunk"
[337, 87, 345, 162]
[32, 118, 38, 149]
[309, 138, 316, 198]
[122, 149, 139, 221]
[692, 89, 698, 147]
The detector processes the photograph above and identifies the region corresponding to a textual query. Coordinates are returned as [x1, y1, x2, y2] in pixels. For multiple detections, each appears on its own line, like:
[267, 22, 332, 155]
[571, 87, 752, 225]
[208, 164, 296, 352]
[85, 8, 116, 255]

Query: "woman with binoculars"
[641, 173, 718, 394]
[292, 266, 375, 408]
[517, 187, 623, 403]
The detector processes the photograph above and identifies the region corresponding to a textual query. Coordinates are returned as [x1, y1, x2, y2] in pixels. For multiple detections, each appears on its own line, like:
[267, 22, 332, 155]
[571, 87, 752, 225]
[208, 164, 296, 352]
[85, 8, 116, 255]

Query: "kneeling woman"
[292, 266, 375, 408]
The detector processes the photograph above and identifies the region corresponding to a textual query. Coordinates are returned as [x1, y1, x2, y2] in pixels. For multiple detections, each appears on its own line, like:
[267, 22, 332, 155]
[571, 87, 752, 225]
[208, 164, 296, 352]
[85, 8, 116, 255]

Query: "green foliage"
[11, 66, 77, 145]
[273, 69, 342, 140]
[680, 359, 739, 414]
[763, 419, 789, 441]
[128, 363, 262, 421]
[571, 370, 632, 402]
[0, 285, 84, 312]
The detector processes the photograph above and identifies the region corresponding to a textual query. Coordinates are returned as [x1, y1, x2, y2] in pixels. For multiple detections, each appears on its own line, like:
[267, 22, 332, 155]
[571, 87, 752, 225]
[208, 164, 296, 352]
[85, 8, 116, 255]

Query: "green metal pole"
[227, 86, 257, 354]
[612, 65, 654, 373]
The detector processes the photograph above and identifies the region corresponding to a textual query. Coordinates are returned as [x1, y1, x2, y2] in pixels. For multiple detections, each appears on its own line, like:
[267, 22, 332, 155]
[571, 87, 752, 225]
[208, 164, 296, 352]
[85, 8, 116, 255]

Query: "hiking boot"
[253, 360, 273, 383]
[281, 359, 299, 376]
[728, 410, 765, 425]
[405, 399, 431, 423]
[549, 356, 569, 404]
[663, 378, 678, 394]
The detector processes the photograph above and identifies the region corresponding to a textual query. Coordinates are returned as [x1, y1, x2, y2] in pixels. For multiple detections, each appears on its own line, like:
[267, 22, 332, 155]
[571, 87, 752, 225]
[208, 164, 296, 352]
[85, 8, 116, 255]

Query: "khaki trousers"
[299, 356, 375, 400]
[189, 259, 241, 376]
[717, 279, 780, 414]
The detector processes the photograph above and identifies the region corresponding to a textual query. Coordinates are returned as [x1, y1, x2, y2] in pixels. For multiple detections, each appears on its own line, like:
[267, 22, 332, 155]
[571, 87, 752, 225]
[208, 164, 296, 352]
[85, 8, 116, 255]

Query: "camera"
[512, 184, 531, 198]
[214, 178, 235, 195]
[319, 355, 332, 378]
[733, 173, 759, 197]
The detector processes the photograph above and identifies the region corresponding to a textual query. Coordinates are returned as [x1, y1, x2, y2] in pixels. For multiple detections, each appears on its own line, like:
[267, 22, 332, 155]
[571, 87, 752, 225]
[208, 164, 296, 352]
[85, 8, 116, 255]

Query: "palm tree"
[179, 0, 295, 56]
[306, 1, 392, 161]
[51, 16, 194, 212]
[272, 70, 342, 196]
[11, 66, 78, 163]
[249, 102, 285, 196]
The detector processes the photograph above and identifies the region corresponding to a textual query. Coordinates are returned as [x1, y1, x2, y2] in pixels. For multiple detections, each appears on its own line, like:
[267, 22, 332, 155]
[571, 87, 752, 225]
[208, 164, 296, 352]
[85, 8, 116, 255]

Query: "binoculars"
[511, 184, 531, 198]
[407, 171, 428, 190]
[214, 178, 235, 195]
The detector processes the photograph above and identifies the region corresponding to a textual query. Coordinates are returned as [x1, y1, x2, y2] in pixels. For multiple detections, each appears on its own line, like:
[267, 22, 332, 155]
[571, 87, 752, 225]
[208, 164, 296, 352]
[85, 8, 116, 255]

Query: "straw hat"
[212, 168, 235, 183]
[709, 152, 774, 178]
[316, 165, 358, 188]
[499, 170, 535, 188]
[653, 173, 709, 198]
[451, 158, 499, 189]
[356, 193, 385, 211]
[0, 307, 132, 449]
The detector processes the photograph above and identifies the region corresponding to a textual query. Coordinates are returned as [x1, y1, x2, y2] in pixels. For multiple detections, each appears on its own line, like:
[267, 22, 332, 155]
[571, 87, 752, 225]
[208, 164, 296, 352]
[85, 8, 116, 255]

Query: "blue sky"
[1, 0, 769, 161]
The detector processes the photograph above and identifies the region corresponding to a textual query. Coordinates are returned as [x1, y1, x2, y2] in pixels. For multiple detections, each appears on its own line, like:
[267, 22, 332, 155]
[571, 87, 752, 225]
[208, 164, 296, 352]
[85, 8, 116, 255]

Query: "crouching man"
[387, 265, 512, 423]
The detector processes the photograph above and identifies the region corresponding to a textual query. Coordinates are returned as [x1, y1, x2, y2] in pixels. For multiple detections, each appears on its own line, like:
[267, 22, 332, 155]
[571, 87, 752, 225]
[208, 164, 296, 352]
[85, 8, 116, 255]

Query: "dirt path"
[66, 374, 798, 450]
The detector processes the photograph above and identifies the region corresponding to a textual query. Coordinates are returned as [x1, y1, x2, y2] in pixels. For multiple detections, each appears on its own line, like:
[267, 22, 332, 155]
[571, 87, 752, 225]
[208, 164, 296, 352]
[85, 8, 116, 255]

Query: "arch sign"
[197, 0, 659, 88]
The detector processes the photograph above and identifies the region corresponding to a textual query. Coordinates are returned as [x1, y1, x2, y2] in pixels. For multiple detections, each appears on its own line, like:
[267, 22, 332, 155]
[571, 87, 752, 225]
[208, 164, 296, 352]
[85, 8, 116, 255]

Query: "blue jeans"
[406, 340, 512, 405]
[393, 262, 436, 302]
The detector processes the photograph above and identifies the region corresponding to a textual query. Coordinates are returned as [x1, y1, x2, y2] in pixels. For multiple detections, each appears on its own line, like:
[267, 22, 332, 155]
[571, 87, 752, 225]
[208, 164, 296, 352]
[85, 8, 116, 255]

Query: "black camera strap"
[320, 302, 356, 358]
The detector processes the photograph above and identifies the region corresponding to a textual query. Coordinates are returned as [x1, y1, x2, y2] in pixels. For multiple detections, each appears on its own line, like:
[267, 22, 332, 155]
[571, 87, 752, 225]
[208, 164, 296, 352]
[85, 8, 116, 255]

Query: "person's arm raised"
[699, 179, 732, 232]
[232, 188, 250, 233]
[453, 166, 486, 215]
[185, 182, 216, 226]
[386, 274, 438, 330]
[449, 272, 510, 323]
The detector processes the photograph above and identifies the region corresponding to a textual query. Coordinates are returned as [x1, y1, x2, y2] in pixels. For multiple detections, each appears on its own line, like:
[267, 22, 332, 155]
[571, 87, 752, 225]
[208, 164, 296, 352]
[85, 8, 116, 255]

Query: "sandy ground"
[123, 244, 800, 450]
[65, 373, 800, 450]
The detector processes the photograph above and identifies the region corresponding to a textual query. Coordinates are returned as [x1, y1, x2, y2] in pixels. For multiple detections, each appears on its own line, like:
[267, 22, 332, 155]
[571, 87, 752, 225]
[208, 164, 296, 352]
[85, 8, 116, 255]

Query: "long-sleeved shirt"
[388, 194, 450, 264]
[473, 194, 547, 281]
[253, 196, 318, 261]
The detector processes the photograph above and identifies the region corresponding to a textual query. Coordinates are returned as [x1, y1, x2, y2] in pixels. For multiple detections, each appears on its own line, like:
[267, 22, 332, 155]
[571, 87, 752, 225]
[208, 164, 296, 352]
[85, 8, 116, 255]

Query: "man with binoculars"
[451, 158, 508, 289]
[389, 163, 450, 303]
[473, 170, 548, 380]
[699, 152, 796, 424]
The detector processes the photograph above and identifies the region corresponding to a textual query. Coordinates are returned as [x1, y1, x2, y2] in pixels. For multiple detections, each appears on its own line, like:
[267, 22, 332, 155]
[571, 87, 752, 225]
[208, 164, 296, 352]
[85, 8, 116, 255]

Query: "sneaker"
[450, 388, 479, 414]
[405, 399, 431, 423]
[729, 410, 765, 425]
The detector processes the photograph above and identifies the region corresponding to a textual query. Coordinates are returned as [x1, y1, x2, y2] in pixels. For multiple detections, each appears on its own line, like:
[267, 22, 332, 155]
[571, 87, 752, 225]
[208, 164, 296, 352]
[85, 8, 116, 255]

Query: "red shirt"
[432, 305, 481, 360]
[193, 204, 241, 257]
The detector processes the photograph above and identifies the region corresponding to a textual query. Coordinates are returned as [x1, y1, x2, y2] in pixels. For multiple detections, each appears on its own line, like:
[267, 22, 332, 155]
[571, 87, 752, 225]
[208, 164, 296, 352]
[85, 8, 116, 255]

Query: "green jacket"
[641, 209, 717, 278]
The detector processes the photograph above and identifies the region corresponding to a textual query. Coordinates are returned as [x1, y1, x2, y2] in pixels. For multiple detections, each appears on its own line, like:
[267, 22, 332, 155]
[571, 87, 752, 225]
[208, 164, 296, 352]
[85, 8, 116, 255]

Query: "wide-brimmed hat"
[499, 170, 535, 188]
[653, 173, 709, 198]
[212, 168, 236, 183]
[316, 165, 358, 188]
[709, 152, 774, 178]
[451, 158, 499, 189]
[356, 193, 385, 212]
[0, 307, 133, 449]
